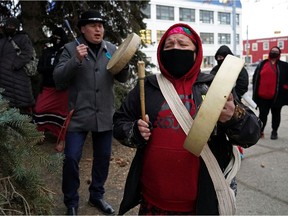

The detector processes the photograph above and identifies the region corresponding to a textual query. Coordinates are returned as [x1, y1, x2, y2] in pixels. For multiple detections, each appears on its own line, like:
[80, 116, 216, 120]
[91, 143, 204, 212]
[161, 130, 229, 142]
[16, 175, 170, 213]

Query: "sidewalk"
[236, 105, 288, 215]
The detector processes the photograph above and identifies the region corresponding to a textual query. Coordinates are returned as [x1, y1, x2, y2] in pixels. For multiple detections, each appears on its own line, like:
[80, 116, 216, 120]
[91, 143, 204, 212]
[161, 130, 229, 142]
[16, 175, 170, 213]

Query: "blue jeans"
[62, 131, 112, 208]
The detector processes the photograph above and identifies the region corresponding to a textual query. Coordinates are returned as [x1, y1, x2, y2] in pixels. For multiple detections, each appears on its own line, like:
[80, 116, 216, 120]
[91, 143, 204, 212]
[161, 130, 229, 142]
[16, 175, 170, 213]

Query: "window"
[245, 43, 250, 50]
[157, 30, 166, 43]
[218, 12, 230, 25]
[142, 4, 151, 19]
[252, 43, 258, 51]
[140, 29, 152, 44]
[263, 42, 269, 50]
[179, 8, 195, 22]
[200, 10, 214, 24]
[203, 56, 214, 68]
[200, 32, 214, 44]
[236, 14, 239, 26]
[156, 5, 174, 20]
[218, 33, 231, 44]
[236, 34, 239, 44]
[278, 40, 284, 49]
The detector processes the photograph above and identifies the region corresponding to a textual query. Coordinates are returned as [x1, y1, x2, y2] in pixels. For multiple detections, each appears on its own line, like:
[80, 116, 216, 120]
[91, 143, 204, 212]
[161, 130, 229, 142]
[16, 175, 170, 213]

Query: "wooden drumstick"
[137, 61, 146, 122]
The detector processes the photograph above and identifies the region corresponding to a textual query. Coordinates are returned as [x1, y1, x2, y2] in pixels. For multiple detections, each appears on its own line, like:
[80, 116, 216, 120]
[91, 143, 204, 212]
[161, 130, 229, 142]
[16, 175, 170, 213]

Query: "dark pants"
[257, 98, 282, 132]
[62, 130, 112, 208]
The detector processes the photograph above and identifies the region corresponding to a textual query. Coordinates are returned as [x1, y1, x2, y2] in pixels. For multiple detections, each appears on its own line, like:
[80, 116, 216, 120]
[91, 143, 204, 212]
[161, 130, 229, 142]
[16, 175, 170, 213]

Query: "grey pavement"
[236, 101, 288, 214]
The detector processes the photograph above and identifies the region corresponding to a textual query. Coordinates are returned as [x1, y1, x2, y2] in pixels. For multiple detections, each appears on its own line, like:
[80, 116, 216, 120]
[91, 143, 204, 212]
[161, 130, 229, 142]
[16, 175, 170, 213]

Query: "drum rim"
[107, 33, 141, 74]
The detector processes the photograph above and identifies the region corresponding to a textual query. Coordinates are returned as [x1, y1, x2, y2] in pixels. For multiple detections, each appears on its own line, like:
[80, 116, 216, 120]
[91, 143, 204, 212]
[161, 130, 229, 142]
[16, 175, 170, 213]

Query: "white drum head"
[107, 33, 141, 74]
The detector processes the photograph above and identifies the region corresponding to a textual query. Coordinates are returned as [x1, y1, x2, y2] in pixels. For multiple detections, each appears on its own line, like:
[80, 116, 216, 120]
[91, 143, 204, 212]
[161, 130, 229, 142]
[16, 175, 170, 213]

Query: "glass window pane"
[156, 5, 174, 20]
[157, 30, 166, 43]
[200, 10, 214, 24]
[218, 12, 230, 25]
[218, 33, 231, 44]
[200, 32, 214, 44]
[179, 8, 195, 22]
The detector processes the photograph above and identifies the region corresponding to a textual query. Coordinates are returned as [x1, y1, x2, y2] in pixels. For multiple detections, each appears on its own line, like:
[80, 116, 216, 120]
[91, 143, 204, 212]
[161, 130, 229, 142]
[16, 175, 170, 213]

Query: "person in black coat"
[252, 46, 288, 139]
[210, 45, 249, 100]
[210, 45, 249, 157]
[0, 17, 34, 114]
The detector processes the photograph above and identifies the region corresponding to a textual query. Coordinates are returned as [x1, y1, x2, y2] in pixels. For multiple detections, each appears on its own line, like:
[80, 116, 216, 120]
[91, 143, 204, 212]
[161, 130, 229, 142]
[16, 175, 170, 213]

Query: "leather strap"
[156, 73, 236, 215]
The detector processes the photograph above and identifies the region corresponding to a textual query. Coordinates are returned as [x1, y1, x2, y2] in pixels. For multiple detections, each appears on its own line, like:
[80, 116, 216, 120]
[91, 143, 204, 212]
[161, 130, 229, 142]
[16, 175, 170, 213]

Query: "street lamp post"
[246, 25, 249, 63]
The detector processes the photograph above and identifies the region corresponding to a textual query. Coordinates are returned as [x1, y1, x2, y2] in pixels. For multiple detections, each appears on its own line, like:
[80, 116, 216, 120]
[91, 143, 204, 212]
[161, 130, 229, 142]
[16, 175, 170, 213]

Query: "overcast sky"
[241, 0, 288, 39]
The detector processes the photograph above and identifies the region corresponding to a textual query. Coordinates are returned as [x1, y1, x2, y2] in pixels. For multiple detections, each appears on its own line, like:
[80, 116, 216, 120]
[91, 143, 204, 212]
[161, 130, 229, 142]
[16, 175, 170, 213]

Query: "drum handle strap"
[156, 73, 236, 215]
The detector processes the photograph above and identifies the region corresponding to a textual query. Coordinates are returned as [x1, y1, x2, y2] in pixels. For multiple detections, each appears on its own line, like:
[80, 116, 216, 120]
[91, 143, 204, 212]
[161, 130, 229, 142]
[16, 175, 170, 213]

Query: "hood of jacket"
[268, 46, 281, 61]
[214, 45, 233, 60]
[157, 23, 203, 85]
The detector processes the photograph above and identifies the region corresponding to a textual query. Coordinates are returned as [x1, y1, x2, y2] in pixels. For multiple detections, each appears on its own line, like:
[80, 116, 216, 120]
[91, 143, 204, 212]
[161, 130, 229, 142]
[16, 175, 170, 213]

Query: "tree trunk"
[19, 0, 44, 54]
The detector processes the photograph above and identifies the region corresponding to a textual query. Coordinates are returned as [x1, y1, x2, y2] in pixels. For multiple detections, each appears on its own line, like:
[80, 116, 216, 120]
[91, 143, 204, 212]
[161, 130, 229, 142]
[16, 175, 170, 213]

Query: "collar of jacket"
[147, 72, 214, 90]
[77, 35, 109, 60]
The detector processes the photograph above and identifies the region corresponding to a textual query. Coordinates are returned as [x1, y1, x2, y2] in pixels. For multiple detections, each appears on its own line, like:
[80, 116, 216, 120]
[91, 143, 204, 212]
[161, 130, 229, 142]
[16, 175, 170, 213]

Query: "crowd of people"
[0, 11, 129, 215]
[1, 8, 287, 216]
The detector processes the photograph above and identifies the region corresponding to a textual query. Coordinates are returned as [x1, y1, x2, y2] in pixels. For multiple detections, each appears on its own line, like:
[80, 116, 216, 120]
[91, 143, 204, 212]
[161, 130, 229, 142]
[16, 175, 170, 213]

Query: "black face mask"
[217, 59, 224, 66]
[161, 49, 195, 78]
[269, 52, 280, 59]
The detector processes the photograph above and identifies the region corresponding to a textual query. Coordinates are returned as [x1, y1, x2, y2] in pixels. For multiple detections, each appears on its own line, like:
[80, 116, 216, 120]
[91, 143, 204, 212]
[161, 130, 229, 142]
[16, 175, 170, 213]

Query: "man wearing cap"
[0, 17, 35, 114]
[54, 10, 130, 215]
[113, 23, 261, 214]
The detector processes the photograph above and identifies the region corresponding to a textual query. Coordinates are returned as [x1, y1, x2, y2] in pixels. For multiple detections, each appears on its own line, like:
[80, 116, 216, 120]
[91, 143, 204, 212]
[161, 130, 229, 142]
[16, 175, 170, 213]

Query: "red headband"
[167, 26, 196, 44]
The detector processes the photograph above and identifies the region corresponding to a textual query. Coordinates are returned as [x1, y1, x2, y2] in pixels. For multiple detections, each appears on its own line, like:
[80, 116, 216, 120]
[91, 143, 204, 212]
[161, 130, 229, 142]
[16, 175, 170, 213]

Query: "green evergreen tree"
[0, 89, 63, 215]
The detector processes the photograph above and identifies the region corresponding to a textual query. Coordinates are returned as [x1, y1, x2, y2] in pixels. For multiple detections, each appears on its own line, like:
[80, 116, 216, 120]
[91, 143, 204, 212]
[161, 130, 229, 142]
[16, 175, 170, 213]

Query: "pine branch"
[0, 92, 62, 215]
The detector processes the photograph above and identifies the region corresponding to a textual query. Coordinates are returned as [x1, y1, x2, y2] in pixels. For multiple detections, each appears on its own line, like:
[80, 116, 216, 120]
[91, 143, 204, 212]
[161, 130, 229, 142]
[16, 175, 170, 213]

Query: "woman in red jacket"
[253, 46, 288, 140]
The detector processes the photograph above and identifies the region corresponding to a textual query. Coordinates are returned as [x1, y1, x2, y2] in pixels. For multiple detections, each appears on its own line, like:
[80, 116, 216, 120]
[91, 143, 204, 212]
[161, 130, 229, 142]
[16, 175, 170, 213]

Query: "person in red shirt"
[33, 27, 69, 152]
[113, 23, 262, 215]
[253, 46, 288, 140]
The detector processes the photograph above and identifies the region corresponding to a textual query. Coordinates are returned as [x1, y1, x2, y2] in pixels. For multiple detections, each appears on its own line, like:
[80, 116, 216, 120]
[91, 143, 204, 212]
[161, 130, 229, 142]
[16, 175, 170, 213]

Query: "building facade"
[140, 0, 244, 73]
[243, 36, 288, 64]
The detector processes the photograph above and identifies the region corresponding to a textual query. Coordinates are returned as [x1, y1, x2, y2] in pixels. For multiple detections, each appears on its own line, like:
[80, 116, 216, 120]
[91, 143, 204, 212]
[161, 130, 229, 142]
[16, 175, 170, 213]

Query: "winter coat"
[113, 73, 262, 215]
[114, 23, 261, 215]
[210, 45, 249, 100]
[0, 32, 35, 108]
[252, 59, 288, 107]
[53, 36, 130, 132]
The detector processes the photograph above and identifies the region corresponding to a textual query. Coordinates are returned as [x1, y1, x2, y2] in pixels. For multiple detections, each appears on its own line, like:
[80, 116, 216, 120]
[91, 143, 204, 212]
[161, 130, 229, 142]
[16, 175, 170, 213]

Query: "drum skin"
[107, 33, 141, 74]
[184, 55, 245, 156]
